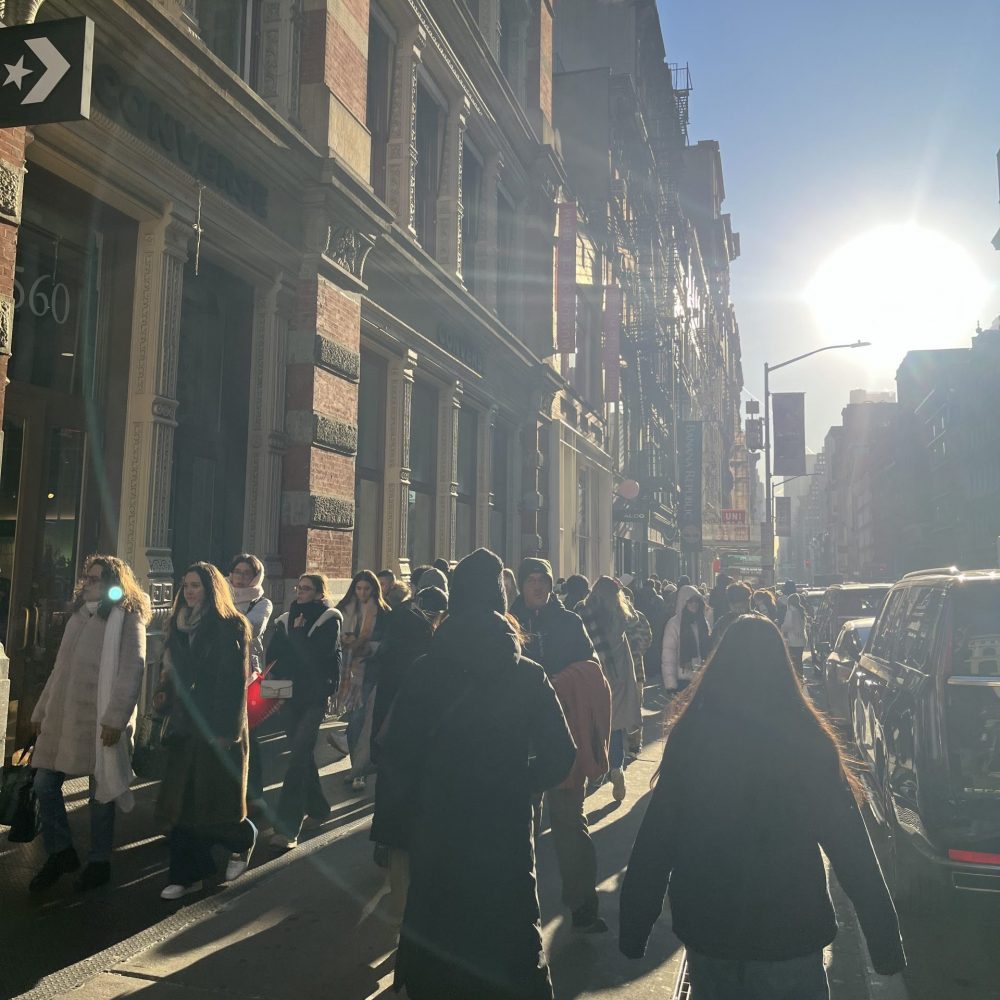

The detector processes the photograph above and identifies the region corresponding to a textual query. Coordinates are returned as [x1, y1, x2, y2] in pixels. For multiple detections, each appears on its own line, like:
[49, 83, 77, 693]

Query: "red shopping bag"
[247, 662, 283, 730]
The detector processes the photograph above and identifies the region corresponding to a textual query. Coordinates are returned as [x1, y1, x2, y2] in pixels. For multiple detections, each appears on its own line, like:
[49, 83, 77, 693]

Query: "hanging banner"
[556, 201, 577, 353]
[678, 420, 703, 552]
[775, 496, 792, 537]
[772, 392, 806, 476]
[603, 283, 621, 402]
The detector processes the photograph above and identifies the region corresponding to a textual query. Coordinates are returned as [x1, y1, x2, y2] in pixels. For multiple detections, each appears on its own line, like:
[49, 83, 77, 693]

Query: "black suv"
[850, 569, 1000, 903]
[812, 583, 891, 661]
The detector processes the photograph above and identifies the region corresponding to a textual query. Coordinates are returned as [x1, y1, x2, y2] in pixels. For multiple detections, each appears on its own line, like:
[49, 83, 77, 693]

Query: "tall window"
[195, 0, 262, 86]
[408, 381, 438, 567]
[497, 190, 515, 326]
[462, 144, 483, 295]
[456, 407, 478, 558]
[577, 468, 591, 576]
[354, 352, 387, 572]
[490, 422, 509, 560]
[367, 12, 394, 201]
[415, 82, 444, 255]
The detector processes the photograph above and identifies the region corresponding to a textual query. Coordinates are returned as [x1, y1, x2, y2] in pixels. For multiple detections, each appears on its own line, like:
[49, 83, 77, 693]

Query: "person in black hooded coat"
[381, 548, 576, 1000]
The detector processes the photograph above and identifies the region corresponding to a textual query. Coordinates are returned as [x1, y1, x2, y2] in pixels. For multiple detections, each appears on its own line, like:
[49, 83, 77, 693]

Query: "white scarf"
[93, 606, 135, 810]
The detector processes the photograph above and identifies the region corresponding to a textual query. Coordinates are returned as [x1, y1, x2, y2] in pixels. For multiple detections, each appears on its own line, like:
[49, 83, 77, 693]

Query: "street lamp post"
[763, 340, 870, 586]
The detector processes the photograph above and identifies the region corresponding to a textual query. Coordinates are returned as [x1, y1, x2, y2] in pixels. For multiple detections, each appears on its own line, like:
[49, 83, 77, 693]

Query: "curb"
[13, 800, 375, 1000]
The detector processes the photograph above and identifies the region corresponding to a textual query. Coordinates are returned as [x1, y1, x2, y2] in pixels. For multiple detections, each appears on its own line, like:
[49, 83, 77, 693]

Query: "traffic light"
[746, 417, 764, 451]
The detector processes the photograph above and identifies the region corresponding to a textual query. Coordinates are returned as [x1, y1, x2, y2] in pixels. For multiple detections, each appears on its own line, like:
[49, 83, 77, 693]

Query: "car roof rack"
[901, 566, 960, 579]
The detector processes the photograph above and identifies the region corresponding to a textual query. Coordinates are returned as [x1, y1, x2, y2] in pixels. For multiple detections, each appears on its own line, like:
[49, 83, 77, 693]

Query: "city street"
[1, 691, 942, 1000]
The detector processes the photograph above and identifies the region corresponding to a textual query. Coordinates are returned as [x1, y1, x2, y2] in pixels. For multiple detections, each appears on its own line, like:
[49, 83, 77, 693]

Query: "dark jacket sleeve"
[288, 613, 342, 694]
[526, 665, 577, 793]
[210, 623, 250, 742]
[815, 770, 906, 975]
[563, 608, 597, 664]
[619, 740, 682, 958]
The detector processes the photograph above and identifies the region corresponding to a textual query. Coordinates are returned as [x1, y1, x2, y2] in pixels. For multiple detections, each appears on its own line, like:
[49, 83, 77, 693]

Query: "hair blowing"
[659, 615, 860, 799]
[74, 555, 152, 624]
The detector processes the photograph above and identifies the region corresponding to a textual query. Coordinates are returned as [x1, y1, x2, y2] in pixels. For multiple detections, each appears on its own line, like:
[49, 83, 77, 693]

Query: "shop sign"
[92, 63, 269, 219]
[428, 324, 485, 374]
[556, 202, 577, 352]
[722, 508, 747, 525]
[772, 392, 806, 476]
[0, 17, 93, 127]
[775, 496, 792, 537]
[678, 420, 703, 552]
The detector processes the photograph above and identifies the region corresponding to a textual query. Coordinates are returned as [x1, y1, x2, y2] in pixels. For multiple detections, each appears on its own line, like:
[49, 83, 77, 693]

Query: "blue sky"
[656, 0, 1000, 447]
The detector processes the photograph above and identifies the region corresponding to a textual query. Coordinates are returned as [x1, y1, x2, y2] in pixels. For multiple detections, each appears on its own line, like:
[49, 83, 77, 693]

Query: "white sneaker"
[609, 768, 627, 803]
[160, 881, 203, 900]
[224, 820, 258, 882]
[326, 730, 349, 759]
[269, 832, 298, 850]
[351, 776, 367, 793]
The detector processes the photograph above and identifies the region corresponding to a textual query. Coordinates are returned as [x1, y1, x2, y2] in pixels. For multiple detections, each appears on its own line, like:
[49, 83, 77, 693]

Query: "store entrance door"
[1, 384, 89, 757]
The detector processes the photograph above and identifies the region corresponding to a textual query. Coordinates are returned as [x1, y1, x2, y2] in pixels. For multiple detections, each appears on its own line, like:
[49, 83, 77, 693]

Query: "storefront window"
[456, 406, 478, 559]
[408, 381, 438, 567]
[354, 352, 387, 572]
[490, 422, 509, 560]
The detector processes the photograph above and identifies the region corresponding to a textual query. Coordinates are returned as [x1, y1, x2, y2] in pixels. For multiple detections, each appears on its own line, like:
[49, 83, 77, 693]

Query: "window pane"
[490, 507, 507, 562]
[408, 489, 435, 567]
[456, 500, 475, 560]
[457, 407, 478, 496]
[462, 146, 482, 293]
[491, 423, 509, 499]
[410, 381, 438, 486]
[367, 15, 393, 200]
[354, 477, 382, 572]
[415, 84, 442, 255]
[357, 353, 386, 471]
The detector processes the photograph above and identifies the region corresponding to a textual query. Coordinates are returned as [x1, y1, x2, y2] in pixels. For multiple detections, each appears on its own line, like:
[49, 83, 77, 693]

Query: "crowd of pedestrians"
[17, 546, 904, 999]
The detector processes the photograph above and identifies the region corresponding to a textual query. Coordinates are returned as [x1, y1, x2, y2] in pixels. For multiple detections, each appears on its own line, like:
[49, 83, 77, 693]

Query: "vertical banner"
[678, 420, 703, 551]
[603, 283, 621, 402]
[775, 496, 792, 537]
[772, 392, 806, 476]
[556, 201, 577, 353]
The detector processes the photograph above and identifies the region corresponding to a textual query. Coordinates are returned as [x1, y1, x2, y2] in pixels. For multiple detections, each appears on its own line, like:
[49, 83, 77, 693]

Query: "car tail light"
[948, 849, 1000, 865]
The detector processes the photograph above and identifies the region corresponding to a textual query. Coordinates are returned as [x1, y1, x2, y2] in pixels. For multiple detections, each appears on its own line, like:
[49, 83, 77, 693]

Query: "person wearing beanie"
[380, 548, 576, 1000]
[415, 565, 449, 596]
[676, 575, 691, 590]
[562, 574, 591, 611]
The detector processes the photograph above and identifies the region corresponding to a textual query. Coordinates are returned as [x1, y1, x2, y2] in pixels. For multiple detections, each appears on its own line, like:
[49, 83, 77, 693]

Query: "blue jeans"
[610, 729, 626, 770]
[687, 950, 829, 1000]
[33, 768, 116, 863]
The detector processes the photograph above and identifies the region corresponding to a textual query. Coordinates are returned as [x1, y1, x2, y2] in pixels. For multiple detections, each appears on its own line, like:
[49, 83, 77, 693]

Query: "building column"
[474, 151, 501, 312]
[435, 96, 470, 279]
[257, 0, 301, 122]
[386, 26, 425, 235]
[436, 382, 462, 563]
[118, 214, 191, 609]
[245, 277, 291, 604]
[476, 405, 497, 549]
[381, 350, 417, 578]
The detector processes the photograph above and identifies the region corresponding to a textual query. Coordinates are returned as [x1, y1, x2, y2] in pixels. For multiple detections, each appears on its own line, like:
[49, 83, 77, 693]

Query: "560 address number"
[13, 268, 71, 325]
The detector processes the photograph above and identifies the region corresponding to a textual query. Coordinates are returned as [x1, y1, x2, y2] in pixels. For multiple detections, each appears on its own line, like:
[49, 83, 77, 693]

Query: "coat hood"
[674, 584, 704, 614]
[431, 610, 520, 673]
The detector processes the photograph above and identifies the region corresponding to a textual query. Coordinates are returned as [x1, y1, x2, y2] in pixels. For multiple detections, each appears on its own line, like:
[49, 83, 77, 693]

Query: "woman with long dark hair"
[659, 584, 710, 694]
[227, 553, 273, 811]
[155, 562, 256, 899]
[266, 573, 342, 849]
[29, 556, 151, 893]
[620, 616, 905, 997]
[577, 576, 650, 803]
[334, 570, 389, 793]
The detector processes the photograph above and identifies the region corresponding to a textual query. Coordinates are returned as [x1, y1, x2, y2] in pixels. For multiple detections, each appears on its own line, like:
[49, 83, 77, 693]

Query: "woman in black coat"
[155, 563, 255, 900]
[620, 615, 905, 998]
[381, 549, 576, 1000]
[266, 573, 342, 849]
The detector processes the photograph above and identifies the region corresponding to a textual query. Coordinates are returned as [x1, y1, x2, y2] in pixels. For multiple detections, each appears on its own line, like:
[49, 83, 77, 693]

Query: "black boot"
[29, 847, 81, 893]
[75, 861, 111, 892]
[571, 896, 608, 933]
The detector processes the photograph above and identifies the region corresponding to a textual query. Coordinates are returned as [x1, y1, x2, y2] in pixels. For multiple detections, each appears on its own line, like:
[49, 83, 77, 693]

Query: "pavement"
[1, 686, 913, 1000]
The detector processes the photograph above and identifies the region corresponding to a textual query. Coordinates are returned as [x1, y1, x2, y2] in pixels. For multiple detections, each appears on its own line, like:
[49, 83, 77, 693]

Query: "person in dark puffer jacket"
[619, 615, 905, 998]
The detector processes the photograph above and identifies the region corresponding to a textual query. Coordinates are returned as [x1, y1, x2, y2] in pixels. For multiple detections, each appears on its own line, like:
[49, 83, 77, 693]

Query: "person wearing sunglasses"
[265, 574, 342, 849]
[29, 555, 151, 893]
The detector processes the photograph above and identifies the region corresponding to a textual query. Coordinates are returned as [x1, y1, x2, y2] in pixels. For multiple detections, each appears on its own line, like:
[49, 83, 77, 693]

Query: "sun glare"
[804, 224, 991, 374]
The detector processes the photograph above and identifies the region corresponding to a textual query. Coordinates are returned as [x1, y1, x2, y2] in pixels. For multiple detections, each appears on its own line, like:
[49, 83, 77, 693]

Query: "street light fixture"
[763, 340, 870, 585]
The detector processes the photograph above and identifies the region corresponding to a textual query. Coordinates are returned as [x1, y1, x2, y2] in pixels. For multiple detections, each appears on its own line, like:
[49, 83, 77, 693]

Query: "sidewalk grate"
[672, 951, 692, 1000]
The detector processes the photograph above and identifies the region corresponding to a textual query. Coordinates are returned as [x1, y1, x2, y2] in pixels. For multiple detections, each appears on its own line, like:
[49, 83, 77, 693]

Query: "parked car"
[850, 568, 1000, 906]
[822, 617, 874, 723]
[811, 583, 891, 661]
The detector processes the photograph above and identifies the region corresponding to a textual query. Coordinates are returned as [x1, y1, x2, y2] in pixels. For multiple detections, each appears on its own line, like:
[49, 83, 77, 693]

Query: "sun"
[804, 224, 991, 375]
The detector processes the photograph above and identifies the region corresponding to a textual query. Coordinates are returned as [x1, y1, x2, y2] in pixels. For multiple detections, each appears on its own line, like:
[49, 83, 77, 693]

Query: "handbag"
[0, 745, 40, 843]
[132, 712, 174, 779]
[260, 678, 293, 700]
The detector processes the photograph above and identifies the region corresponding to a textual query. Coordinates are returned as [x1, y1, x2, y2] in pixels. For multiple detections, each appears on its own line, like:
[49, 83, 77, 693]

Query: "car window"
[869, 589, 906, 661]
[837, 588, 890, 618]
[855, 624, 872, 648]
[897, 587, 944, 673]
[951, 583, 1000, 677]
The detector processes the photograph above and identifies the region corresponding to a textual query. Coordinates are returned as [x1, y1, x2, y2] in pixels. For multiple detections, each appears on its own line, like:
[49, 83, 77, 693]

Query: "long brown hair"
[661, 615, 860, 798]
[584, 575, 630, 631]
[171, 561, 250, 643]
[337, 570, 390, 615]
[73, 555, 152, 624]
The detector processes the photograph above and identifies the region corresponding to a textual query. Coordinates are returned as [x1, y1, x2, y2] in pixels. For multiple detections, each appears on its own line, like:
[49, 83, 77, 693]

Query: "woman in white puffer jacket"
[660, 584, 711, 693]
[780, 593, 809, 675]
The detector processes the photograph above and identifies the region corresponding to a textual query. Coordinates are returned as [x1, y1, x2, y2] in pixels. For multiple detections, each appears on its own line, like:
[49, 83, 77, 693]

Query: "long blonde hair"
[585, 576, 630, 632]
